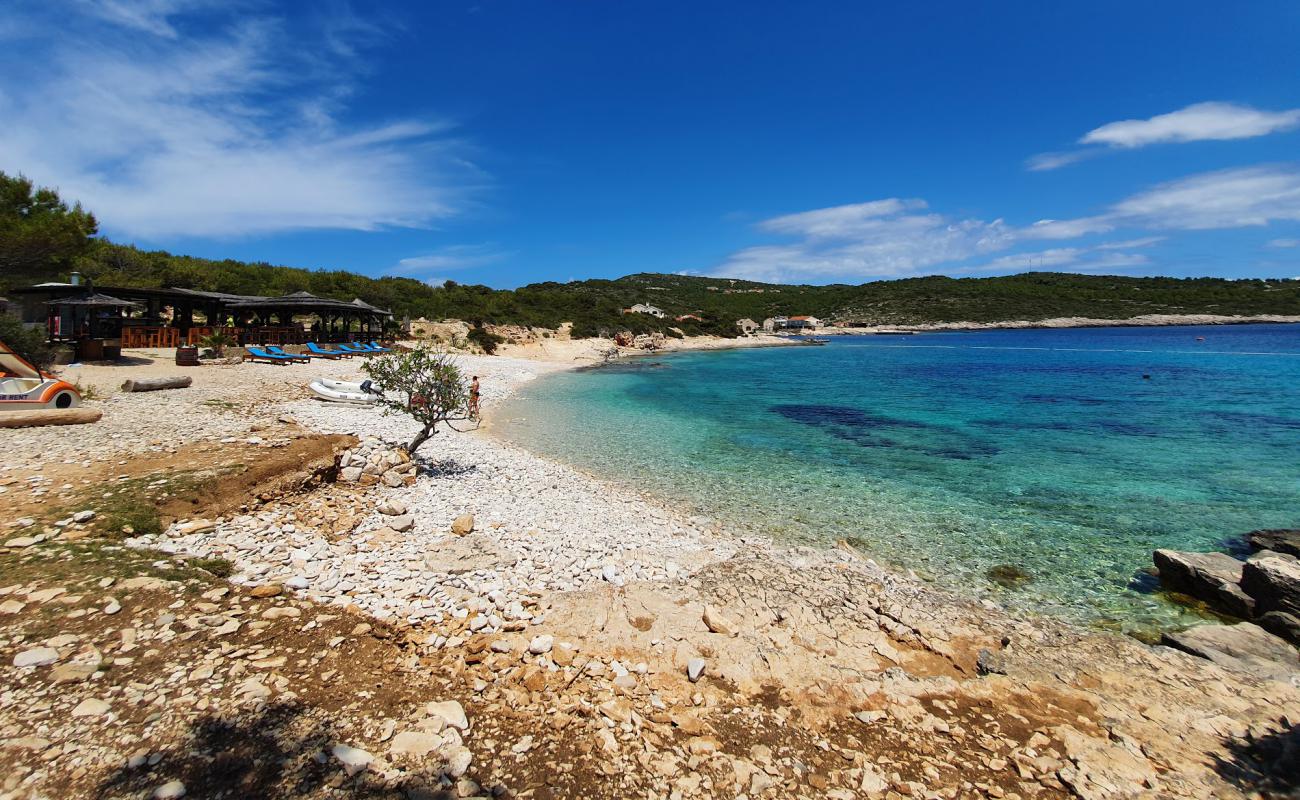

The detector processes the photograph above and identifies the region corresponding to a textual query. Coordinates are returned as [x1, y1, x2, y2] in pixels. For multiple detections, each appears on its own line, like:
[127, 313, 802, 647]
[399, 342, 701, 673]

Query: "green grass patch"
[38, 467, 238, 540]
[189, 556, 235, 578]
[201, 399, 239, 411]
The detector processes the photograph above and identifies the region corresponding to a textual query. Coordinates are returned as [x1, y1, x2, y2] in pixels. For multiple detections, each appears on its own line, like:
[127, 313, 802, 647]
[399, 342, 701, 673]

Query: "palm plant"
[200, 331, 236, 357]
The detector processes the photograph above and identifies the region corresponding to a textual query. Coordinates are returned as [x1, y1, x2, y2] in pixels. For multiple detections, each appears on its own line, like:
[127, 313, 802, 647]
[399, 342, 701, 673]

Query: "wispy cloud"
[1082, 102, 1300, 148]
[395, 244, 511, 273]
[1267, 238, 1300, 249]
[1025, 150, 1095, 172]
[0, 1, 480, 239]
[1028, 101, 1300, 171]
[1111, 165, 1300, 230]
[714, 165, 1300, 283]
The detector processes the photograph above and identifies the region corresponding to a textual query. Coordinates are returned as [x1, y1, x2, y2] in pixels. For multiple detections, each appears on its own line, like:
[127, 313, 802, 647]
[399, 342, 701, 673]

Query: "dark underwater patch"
[771, 403, 997, 459]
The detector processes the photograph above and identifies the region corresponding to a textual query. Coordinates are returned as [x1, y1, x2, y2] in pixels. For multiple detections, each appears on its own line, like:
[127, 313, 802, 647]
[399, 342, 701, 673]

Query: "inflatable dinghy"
[0, 339, 82, 410]
[308, 378, 381, 405]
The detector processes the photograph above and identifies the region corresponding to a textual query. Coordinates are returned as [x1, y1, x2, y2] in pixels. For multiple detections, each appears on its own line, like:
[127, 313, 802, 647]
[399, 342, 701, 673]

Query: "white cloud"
[1095, 236, 1165, 250]
[1082, 102, 1300, 148]
[1025, 150, 1094, 172]
[1028, 102, 1300, 171]
[758, 199, 928, 238]
[1110, 165, 1300, 230]
[717, 203, 1017, 283]
[0, 2, 479, 239]
[396, 244, 510, 272]
[1267, 238, 1300, 248]
[714, 165, 1300, 283]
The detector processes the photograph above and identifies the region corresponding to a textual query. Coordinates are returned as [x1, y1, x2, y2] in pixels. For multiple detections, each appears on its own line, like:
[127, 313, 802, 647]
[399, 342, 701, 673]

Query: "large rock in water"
[1152, 549, 1254, 618]
[1162, 623, 1299, 683]
[1247, 529, 1300, 558]
[1241, 556, 1300, 618]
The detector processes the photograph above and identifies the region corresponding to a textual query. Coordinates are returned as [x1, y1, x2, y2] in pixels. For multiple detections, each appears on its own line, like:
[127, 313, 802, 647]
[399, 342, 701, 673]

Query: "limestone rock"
[702, 605, 737, 636]
[528, 634, 553, 655]
[377, 500, 407, 516]
[427, 701, 468, 730]
[451, 514, 475, 536]
[152, 781, 186, 799]
[1242, 556, 1300, 618]
[1163, 622, 1299, 682]
[445, 745, 472, 777]
[389, 515, 415, 533]
[13, 647, 60, 667]
[1247, 528, 1300, 558]
[687, 657, 706, 682]
[1259, 610, 1300, 646]
[389, 731, 442, 758]
[330, 744, 373, 776]
[1153, 549, 1254, 618]
[249, 584, 282, 598]
[71, 698, 111, 717]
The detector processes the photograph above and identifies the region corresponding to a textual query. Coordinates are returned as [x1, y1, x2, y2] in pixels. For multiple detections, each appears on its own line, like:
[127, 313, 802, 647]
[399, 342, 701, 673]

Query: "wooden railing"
[121, 326, 181, 348]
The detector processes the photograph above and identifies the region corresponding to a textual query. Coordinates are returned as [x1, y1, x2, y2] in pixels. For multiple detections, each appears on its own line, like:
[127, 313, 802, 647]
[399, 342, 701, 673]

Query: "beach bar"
[11, 276, 392, 360]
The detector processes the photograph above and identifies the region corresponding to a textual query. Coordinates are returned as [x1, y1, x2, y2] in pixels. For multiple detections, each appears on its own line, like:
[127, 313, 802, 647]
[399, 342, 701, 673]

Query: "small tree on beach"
[362, 346, 470, 454]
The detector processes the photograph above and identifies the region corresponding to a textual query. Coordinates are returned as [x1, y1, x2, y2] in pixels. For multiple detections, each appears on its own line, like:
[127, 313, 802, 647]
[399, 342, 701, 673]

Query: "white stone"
[426, 700, 468, 730]
[14, 647, 60, 667]
[72, 698, 111, 717]
[331, 743, 374, 776]
[687, 658, 706, 682]
[152, 781, 186, 799]
[528, 634, 553, 655]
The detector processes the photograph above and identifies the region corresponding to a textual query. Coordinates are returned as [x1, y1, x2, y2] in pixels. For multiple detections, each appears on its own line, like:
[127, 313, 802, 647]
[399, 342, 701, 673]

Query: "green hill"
[7, 240, 1299, 338]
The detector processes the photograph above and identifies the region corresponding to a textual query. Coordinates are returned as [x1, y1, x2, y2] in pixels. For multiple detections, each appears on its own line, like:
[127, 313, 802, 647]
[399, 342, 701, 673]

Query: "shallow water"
[495, 325, 1300, 631]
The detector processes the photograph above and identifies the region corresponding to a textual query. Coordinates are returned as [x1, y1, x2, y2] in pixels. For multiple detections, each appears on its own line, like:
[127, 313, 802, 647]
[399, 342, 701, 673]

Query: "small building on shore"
[736, 318, 759, 335]
[762, 315, 820, 332]
[623, 303, 666, 318]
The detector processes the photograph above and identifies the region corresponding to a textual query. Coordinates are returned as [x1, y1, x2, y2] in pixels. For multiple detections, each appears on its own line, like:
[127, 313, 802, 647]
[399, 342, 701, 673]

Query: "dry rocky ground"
[2, 349, 1299, 799]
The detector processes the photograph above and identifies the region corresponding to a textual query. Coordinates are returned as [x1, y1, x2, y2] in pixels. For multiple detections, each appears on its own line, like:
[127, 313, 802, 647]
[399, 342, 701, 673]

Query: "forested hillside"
[6, 239, 1299, 337]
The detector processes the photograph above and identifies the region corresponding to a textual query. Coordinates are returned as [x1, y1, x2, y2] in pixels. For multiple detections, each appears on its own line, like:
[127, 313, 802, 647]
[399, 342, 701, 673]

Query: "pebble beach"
[2, 343, 1299, 799]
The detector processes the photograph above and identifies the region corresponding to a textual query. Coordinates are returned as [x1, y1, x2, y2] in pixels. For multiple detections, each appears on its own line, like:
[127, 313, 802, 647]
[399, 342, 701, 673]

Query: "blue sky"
[3, 1, 1299, 287]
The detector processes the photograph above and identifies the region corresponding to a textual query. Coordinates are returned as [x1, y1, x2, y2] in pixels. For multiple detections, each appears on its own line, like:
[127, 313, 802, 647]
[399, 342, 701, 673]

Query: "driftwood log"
[0, 408, 103, 428]
[121, 376, 193, 393]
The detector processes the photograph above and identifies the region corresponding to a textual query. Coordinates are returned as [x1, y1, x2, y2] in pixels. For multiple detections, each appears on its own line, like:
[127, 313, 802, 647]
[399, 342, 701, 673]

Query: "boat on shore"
[308, 378, 380, 405]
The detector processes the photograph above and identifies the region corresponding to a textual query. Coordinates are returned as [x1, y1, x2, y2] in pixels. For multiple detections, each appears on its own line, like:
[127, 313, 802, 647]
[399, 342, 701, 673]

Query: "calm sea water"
[495, 325, 1300, 631]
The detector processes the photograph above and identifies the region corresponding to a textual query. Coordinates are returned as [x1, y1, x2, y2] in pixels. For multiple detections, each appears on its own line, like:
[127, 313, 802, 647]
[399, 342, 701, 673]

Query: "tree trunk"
[407, 424, 435, 454]
[0, 408, 102, 428]
[121, 376, 193, 393]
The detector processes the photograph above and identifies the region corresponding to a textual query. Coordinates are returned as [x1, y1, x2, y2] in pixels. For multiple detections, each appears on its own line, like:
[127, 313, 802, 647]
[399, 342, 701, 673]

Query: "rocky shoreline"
[823, 313, 1300, 334]
[1152, 530, 1300, 682]
[2, 347, 1299, 798]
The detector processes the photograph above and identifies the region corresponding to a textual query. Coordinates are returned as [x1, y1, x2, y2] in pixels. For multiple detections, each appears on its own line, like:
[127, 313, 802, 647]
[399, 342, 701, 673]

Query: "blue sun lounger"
[246, 346, 308, 364]
[338, 343, 376, 355]
[307, 342, 352, 358]
[272, 345, 332, 360]
[366, 341, 393, 353]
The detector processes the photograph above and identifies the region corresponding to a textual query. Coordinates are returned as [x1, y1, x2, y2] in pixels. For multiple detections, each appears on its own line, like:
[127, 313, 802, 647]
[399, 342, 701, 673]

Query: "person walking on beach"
[469, 376, 480, 418]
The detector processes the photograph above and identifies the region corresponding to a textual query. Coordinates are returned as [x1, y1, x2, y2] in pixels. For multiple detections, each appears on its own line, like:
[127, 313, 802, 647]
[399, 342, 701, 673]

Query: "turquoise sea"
[495, 325, 1300, 631]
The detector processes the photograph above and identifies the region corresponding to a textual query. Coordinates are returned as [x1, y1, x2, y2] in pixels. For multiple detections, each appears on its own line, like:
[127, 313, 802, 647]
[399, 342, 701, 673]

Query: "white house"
[625, 303, 666, 318]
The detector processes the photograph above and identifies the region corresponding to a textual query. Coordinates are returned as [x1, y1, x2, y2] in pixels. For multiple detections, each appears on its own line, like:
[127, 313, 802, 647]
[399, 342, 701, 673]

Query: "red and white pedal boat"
[0, 339, 82, 410]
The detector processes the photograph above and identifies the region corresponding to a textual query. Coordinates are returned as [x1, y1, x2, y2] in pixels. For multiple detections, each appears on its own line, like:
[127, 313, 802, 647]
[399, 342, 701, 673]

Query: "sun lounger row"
[245, 342, 392, 365]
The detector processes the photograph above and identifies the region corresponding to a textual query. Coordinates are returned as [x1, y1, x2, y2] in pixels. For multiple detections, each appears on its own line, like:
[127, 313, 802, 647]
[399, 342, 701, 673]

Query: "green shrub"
[0, 312, 56, 370]
[467, 325, 505, 355]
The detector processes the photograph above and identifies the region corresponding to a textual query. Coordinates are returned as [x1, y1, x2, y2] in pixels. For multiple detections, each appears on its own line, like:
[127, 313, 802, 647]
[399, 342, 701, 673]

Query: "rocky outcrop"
[1152, 549, 1255, 618]
[1241, 556, 1300, 619]
[1162, 623, 1300, 683]
[1247, 529, 1300, 558]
